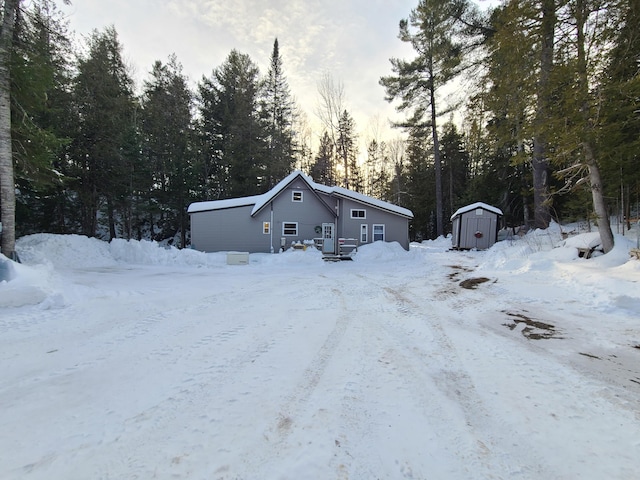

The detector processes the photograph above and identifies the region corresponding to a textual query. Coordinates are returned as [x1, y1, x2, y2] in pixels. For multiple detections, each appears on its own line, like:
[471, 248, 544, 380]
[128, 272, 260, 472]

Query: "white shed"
[451, 202, 503, 250]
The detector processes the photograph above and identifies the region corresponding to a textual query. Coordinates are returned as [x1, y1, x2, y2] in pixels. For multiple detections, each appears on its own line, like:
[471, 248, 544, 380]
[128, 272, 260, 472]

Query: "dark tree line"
[2, 0, 638, 255]
[2, 1, 301, 249]
[380, 0, 638, 249]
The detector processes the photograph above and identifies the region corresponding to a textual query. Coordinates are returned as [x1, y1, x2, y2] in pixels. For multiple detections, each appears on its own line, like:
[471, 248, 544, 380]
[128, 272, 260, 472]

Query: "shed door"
[465, 217, 491, 249]
[322, 223, 335, 254]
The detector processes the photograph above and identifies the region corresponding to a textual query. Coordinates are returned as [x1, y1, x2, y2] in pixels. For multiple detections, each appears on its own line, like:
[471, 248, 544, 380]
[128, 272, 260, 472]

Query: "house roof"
[450, 202, 503, 220]
[187, 170, 414, 219]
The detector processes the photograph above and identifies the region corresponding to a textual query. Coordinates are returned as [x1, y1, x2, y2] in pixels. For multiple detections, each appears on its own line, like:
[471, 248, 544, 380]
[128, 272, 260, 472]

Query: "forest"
[0, 0, 638, 259]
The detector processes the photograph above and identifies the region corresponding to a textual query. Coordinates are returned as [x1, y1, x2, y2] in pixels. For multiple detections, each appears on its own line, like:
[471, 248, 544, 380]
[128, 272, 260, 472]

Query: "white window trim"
[292, 191, 303, 202]
[263, 222, 270, 235]
[360, 224, 368, 243]
[282, 222, 298, 236]
[373, 224, 385, 242]
[350, 209, 366, 219]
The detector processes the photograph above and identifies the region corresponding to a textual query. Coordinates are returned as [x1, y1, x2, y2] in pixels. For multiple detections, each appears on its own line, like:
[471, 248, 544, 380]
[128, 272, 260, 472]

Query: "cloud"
[62, 0, 419, 146]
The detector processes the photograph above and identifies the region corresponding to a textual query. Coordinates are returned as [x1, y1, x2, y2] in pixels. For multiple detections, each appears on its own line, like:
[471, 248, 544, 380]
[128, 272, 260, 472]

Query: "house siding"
[190, 205, 272, 253]
[337, 197, 410, 250]
[188, 171, 413, 254]
[269, 181, 335, 249]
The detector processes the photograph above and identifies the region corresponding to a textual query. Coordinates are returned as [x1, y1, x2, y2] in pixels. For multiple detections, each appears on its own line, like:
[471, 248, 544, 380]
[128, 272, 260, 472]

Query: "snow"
[1, 226, 640, 479]
[451, 202, 503, 219]
[187, 170, 414, 219]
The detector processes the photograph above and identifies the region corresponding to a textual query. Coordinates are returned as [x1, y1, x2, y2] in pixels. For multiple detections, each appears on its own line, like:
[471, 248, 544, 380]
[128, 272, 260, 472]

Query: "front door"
[322, 223, 335, 254]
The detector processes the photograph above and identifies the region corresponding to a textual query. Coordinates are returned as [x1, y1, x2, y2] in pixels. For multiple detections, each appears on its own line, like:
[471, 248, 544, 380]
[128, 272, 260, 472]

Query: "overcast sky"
[60, 0, 430, 145]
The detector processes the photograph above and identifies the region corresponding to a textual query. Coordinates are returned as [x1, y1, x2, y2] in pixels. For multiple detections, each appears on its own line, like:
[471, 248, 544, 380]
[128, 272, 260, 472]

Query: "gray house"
[188, 171, 413, 254]
[451, 202, 503, 250]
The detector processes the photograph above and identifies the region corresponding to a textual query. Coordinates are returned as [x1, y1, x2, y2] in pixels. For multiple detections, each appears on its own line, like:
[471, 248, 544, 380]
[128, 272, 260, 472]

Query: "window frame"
[282, 222, 298, 236]
[263, 222, 270, 235]
[292, 191, 303, 202]
[350, 209, 366, 219]
[372, 224, 385, 242]
[360, 224, 368, 243]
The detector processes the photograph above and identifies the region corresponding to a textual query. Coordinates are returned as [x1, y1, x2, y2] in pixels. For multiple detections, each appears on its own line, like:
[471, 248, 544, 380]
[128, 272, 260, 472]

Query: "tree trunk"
[531, 0, 555, 229]
[584, 143, 614, 252]
[0, 0, 19, 260]
[429, 69, 444, 238]
[575, 0, 614, 253]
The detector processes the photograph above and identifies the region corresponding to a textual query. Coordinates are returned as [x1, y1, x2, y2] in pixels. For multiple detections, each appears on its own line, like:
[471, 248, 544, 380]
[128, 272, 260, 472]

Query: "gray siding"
[337, 197, 411, 250]
[269, 181, 335, 249]
[190, 205, 272, 253]
[190, 180, 336, 253]
[452, 208, 499, 249]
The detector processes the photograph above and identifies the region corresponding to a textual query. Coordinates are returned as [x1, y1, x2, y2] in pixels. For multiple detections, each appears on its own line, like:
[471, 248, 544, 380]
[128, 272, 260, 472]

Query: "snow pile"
[17, 233, 118, 268]
[2, 229, 640, 479]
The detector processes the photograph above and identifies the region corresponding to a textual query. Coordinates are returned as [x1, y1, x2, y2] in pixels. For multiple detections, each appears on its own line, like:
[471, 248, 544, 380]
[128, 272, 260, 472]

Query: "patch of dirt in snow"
[459, 277, 493, 289]
[501, 310, 562, 340]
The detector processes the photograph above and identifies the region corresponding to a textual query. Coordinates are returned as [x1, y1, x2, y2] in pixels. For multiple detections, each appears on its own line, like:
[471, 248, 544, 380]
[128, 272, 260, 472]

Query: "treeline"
[1, 0, 639, 253]
[382, 0, 639, 248]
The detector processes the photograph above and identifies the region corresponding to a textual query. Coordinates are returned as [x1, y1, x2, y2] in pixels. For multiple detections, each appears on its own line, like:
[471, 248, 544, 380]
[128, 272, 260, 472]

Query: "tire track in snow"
[359, 270, 550, 479]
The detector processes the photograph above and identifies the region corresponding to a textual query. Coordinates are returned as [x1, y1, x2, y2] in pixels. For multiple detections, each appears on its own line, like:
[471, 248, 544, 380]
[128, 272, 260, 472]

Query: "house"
[450, 202, 503, 250]
[188, 171, 414, 254]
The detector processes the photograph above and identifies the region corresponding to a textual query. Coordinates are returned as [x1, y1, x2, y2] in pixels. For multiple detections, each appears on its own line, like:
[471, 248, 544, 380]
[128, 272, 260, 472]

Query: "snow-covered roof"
[187, 171, 414, 219]
[186, 195, 264, 214]
[450, 202, 503, 220]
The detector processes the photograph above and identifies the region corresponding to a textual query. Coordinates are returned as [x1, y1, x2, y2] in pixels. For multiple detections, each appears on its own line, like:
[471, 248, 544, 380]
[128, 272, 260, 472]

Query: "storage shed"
[451, 202, 503, 250]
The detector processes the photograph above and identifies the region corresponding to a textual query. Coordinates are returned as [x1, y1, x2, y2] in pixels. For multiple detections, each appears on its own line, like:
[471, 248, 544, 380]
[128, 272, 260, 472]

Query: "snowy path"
[1, 247, 639, 479]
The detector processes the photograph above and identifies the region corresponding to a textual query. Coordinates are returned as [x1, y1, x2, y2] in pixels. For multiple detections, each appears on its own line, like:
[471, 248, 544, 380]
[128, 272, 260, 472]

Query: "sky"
[60, 0, 426, 144]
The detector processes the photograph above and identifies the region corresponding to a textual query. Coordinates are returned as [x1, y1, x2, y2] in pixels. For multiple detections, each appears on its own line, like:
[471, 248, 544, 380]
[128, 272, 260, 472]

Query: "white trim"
[360, 224, 368, 243]
[373, 224, 385, 242]
[292, 190, 303, 202]
[351, 208, 366, 219]
[263, 222, 270, 234]
[282, 222, 298, 236]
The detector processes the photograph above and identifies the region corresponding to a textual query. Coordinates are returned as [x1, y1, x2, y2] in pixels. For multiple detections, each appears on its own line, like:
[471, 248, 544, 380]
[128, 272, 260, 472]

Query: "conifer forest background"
[1, 0, 638, 251]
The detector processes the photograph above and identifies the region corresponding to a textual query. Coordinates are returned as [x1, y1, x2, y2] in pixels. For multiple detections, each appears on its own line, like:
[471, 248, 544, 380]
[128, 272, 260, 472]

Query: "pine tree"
[261, 38, 296, 188]
[336, 109, 361, 191]
[380, 0, 474, 237]
[197, 50, 266, 199]
[141, 55, 194, 246]
[72, 26, 138, 239]
[11, 0, 73, 235]
[310, 131, 335, 186]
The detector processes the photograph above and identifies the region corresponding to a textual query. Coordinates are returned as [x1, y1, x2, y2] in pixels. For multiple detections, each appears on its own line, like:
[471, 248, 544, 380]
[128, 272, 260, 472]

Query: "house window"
[283, 222, 298, 236]
[263, 222, 270, 234]
[360, 224, 368, 243]
[292, 191, 303, 202]
[351, 209, 366, 219]
[373, 224, 385, 242]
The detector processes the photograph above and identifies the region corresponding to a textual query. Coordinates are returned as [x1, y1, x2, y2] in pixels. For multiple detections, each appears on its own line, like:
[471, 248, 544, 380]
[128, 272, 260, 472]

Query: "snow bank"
[0, 254, 62, 308]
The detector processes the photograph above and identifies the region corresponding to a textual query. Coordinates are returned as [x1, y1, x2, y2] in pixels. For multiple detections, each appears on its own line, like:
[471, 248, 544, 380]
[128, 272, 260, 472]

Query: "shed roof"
[188, 171, 414, 219]
[450, 202, 503, 220]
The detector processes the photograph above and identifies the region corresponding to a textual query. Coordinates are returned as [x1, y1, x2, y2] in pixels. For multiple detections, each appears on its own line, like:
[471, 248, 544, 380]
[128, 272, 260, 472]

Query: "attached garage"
[451, 202, 503, 250]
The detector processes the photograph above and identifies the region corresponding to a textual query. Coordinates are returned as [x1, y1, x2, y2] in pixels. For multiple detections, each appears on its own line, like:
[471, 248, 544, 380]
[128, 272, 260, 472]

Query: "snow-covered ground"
[1, 225, 639, 480]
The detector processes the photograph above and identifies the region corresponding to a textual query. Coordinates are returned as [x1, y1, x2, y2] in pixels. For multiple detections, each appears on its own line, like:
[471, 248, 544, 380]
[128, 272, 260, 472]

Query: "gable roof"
[451, 202, 503, 220]
[188, 170, 414, 219]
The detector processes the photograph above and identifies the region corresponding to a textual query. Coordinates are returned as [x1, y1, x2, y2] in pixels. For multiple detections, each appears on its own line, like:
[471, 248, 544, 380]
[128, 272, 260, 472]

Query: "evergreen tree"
[71, 26, 138, 239]
[141, 55, 194, 246]
[198, 50, 265, 199]
[439, 121, 470, 226]
[310, 131, 335, 186]
[11, 0, 74, 235]
[336, 109, 361, 191]
[261, 38, 296, 188]
[381, 0, 474, 237]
